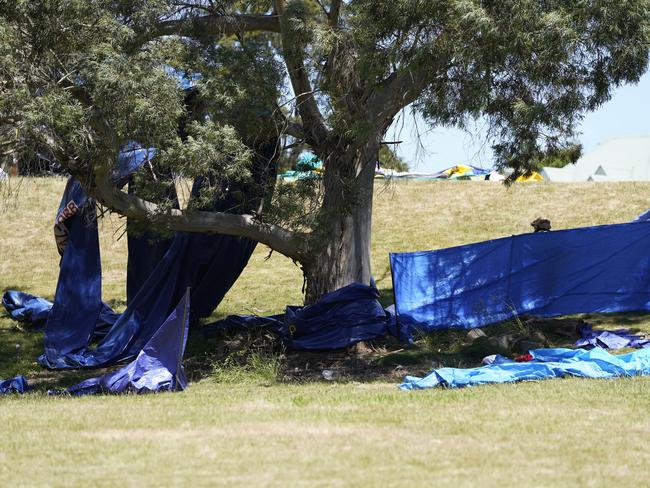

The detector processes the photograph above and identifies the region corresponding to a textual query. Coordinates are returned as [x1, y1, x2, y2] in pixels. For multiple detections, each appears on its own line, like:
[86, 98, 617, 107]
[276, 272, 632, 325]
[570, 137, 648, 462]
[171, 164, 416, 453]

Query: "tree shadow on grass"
[3, 306, 650, 392]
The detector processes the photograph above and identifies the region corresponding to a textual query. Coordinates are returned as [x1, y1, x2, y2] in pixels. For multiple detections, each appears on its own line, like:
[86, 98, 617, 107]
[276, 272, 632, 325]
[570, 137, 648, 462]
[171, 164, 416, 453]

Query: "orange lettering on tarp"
[55, 200, 80, 224]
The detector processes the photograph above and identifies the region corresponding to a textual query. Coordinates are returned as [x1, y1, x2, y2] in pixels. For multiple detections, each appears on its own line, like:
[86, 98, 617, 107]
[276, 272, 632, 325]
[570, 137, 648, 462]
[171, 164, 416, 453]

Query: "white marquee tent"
[541, 135, 650, 182]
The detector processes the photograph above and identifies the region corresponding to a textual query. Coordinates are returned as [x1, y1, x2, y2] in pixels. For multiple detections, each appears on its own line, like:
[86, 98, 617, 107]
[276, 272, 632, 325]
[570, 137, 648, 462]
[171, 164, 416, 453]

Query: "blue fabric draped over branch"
[37, 179, 256, 369]
[390, 220, 650, 335]
[400, 347, 650, 389]
[120, 144, 178, 306]
[3, 142, 258, 369]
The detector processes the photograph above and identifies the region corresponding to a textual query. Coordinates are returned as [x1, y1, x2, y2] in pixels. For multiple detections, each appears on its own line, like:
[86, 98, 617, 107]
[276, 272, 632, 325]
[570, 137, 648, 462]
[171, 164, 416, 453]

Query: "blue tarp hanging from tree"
[120, 143, 178, 306]
[45, 178, 119, 358]
[390, 220, 650, 336]
[3, 143, 263, 369]
[36, 182, 256, 369]
[400, 347, 650, 390]
[58, 290, 190, 395]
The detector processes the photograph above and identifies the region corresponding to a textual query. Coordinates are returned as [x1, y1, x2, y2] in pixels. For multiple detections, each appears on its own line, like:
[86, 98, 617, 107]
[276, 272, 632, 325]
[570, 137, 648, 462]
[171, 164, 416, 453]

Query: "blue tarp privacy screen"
[390, 221, 650, 334]
[400, 347, 650, 390]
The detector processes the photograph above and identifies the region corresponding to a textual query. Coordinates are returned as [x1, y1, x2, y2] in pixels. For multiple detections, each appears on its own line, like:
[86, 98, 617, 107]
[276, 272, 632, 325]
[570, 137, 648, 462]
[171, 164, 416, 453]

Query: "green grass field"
[1, 178, 649, 487]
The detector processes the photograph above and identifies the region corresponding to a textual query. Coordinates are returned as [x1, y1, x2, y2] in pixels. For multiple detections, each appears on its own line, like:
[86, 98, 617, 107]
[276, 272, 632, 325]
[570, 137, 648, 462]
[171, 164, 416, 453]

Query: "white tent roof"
[542, 135, 650, 181]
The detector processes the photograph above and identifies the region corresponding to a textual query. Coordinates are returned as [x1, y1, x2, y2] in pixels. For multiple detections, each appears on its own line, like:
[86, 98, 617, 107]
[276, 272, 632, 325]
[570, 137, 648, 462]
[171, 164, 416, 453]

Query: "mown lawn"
[1, 177, 649, 487]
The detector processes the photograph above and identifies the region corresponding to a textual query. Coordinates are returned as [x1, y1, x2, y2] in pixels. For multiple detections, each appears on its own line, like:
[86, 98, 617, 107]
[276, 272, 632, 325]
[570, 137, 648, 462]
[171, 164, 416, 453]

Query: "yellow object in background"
[442, 165, 473, 178]
[516, 172, 544, 182]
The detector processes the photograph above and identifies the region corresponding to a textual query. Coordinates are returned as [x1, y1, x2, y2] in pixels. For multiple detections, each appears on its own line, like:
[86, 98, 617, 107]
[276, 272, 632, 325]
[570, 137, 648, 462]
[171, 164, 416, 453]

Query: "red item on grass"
[514, 353, 534, 362]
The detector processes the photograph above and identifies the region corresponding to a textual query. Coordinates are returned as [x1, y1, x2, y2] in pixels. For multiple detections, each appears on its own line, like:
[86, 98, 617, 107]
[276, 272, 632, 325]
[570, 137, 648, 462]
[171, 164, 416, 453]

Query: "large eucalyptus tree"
[1, 0, 649, 301]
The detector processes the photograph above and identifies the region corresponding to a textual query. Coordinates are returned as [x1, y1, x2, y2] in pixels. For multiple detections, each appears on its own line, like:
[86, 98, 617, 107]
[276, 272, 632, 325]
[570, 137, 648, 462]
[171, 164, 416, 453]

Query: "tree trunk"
[302, 138, 378, 303]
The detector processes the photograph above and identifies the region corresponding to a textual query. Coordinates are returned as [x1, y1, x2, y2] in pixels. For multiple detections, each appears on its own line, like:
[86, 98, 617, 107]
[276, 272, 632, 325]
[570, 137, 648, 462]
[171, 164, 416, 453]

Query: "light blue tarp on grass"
[390, 220, 650, 335]
[400, 347, 650, 389]
[58, 290, 190, 395]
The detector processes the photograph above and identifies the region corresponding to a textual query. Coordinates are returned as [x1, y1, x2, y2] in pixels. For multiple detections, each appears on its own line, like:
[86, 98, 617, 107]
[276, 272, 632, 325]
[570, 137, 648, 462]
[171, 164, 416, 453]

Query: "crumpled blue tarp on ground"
[56, 290, 190, 395]
[2, 291, 53, 327]
[391, 220, 650, 335]
[0, 375, 28, 394]
[576, 324, 650, 350]
[400, 347, 650, 390]
[2, 290, 118, 336]
[203, 283, 397, 349]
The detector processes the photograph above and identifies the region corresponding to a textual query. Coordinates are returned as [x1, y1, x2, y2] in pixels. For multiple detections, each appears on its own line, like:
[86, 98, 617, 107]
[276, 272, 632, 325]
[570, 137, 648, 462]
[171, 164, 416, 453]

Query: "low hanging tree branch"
[155, 13, 281, 38]
[26, 121, 308, 261]
[90, 163, 308, 261]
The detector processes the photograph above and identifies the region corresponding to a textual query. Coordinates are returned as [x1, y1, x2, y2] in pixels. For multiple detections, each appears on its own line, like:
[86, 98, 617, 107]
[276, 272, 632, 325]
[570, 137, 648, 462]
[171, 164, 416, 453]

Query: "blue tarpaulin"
[633, 208, 650, 222]
[120, 143, 178, 305]
[44, 179, 118, 360]
[4, 149, 260, 368]
[400, 347, 650, 389]
[390, 221, 650, 335]
[285, 283, 393, 349]
[38, 220, 247, 368]
[2, 291, 52, 327]
[112, 142, 156, 187]
[3, 290, 118, 337]
[203, 283, 395, 349]
[58, 291, 190, 395]
[576, 324, 649, 350]
[0, 375, 28, 394]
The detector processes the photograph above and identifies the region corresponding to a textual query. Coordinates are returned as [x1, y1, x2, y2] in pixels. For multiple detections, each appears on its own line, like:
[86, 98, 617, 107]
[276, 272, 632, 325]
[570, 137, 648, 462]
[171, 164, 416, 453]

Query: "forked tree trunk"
[302, 139, 378, 304]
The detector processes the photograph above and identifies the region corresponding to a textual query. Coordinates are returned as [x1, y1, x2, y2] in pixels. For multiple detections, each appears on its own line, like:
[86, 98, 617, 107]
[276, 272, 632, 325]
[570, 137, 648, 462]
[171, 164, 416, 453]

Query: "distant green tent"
[279, 151, 324, 181]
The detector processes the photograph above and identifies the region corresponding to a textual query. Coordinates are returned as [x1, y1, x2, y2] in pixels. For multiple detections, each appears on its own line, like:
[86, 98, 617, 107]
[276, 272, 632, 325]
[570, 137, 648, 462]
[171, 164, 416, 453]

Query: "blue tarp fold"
[576, 324, 649, 350]
[204, 283, 395, 349]
[284, 283, 392, 349]
[44, 179, 114, 360]
[2, 290, 118, 337]
[391, 221, 650, 335]
[2, 291, 52, 327]
[122, 143, 179, 306]
[59, 290, 190, 395]
[0, 375, 28, 394]
[400, 347, 650, 389]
